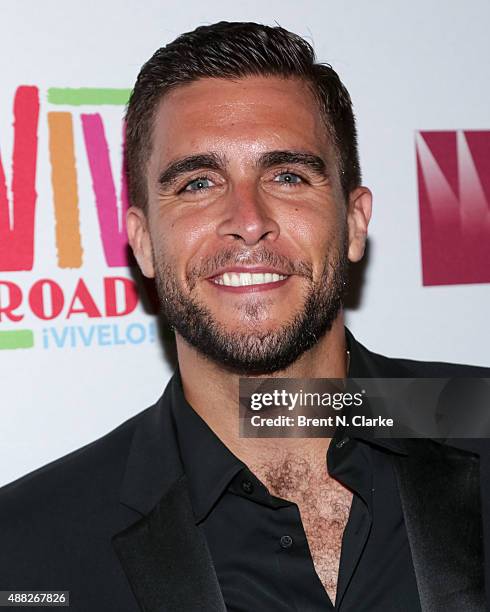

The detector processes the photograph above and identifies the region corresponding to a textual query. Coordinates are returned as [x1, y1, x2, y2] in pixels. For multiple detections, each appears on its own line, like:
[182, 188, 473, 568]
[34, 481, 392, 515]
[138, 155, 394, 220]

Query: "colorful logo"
[0, 86, 156, 350]
[416, 130, 490, 286]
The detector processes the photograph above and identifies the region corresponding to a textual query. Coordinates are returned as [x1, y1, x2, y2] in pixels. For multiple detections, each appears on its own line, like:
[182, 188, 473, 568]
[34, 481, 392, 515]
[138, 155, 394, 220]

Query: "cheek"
[151, 207, 217, 278]
[281, 204, 343, 254]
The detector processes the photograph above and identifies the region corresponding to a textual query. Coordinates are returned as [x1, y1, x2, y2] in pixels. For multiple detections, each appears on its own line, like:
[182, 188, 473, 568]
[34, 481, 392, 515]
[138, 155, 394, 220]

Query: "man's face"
[128, 75, 371, 374]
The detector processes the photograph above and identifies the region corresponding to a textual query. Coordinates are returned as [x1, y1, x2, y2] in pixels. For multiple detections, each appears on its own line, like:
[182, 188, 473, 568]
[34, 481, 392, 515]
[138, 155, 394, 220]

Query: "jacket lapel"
[393, 440, 485, 612]
[346, 329, 486, 611]
[111, 376, 226, 612]
[112, 475, 226, 612]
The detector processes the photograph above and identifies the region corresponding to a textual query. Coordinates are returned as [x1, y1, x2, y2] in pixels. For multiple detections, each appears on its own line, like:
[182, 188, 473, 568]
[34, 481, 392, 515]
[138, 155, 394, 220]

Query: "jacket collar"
[343, 327, 407, 454]
[117, 377, 183, 516]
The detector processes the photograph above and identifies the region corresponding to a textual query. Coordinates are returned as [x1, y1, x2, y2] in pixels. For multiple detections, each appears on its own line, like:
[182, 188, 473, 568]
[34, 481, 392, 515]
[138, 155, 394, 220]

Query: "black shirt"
[170, 374, 422, 611]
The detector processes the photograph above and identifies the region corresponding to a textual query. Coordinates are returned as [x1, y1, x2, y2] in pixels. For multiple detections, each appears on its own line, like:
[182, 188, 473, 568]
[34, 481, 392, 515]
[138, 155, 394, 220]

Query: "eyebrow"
[158, 153, 225, 188]
[257, 150, 328, 177]
[157, 149, 329, 189]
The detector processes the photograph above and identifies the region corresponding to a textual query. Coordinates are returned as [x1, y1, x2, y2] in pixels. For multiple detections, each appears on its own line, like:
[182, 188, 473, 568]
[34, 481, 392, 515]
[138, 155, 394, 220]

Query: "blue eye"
[184, 177, 214, 192]
[274, 172, 302, 185]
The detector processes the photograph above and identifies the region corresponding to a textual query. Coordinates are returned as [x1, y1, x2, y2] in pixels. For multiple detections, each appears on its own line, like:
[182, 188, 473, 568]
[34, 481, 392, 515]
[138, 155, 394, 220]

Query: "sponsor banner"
[416, 130, 490, 286]
[0, 86, 159, 351]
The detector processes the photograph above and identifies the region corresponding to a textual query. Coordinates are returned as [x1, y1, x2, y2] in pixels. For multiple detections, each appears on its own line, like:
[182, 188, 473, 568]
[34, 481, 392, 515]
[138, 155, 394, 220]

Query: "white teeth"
[212, 272, 288, 287]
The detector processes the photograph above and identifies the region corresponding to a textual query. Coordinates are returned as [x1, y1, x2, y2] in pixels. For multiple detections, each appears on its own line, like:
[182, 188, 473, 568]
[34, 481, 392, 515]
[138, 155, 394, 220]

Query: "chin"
[219, 318, 286, 334]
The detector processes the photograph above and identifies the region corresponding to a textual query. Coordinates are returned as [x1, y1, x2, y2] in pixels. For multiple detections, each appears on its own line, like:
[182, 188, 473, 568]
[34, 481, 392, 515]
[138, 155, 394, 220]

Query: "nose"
[216, 182, 280, 246]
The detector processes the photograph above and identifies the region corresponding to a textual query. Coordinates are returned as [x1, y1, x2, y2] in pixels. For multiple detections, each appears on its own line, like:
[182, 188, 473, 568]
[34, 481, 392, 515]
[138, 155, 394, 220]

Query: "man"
[0, 21, 488, 612]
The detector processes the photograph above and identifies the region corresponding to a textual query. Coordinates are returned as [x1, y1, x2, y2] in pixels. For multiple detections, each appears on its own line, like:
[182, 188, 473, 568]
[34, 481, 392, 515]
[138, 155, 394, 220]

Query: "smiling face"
[127, 75, 371, 374]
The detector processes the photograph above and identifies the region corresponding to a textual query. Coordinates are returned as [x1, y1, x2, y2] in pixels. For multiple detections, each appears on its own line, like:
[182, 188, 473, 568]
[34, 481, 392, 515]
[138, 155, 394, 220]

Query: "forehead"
[150, 75, 333, 163]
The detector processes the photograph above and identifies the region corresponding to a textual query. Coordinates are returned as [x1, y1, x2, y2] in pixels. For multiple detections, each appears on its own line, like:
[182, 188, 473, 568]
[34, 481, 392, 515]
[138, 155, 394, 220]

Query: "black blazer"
[1, 329, 489, 612]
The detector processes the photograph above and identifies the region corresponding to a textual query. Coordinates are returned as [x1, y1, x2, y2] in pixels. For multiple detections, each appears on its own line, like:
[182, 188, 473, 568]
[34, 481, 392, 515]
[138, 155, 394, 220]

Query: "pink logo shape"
[416, 130, 490, 286]
[81, 113, 131, 267]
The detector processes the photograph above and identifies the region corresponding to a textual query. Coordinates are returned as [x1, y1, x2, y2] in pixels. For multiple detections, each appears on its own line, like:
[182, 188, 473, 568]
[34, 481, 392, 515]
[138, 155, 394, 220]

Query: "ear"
[126, 206, 155, 278]
[346, 186, 372, 262]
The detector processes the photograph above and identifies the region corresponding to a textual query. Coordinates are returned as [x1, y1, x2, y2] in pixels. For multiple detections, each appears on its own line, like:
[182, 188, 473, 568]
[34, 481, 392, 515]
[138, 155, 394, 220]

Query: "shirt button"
[280, 535, 293, 549]
[336, 437, 350, 449]
[241, 479, 254, 494]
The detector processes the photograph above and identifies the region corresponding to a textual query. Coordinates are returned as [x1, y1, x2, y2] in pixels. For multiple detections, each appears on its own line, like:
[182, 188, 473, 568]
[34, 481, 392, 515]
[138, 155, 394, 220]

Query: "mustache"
[187, 247, 313, 286]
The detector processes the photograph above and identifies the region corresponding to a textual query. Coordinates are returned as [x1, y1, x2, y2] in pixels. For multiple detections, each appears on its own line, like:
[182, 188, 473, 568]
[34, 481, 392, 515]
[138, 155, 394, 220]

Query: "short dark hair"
[125, 21, 361, 211]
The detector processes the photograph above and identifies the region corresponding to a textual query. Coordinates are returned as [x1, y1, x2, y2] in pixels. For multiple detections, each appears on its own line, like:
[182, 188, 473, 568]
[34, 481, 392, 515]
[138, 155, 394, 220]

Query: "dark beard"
[153, 236, 348, 376]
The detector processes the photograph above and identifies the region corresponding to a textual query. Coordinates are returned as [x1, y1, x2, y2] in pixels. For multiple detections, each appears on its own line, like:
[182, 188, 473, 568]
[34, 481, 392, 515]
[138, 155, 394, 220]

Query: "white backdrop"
[1, 0, 489, 486]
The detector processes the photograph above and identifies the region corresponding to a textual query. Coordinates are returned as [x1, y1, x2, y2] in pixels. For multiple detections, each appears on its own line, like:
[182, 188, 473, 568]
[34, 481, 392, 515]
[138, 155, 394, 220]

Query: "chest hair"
[255, 453, 353, 604]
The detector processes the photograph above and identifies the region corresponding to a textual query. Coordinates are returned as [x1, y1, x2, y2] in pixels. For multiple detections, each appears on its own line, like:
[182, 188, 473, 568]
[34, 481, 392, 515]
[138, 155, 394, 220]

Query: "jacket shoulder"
[0, 405, 153, 521]
[355, 337, 490, 378]
[379, 351, 489, 377]
[0, 404, 161, 598]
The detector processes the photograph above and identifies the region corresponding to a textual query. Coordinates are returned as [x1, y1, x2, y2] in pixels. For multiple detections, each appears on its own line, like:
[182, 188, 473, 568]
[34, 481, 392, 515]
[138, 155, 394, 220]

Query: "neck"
[174, 312, 348, 470]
